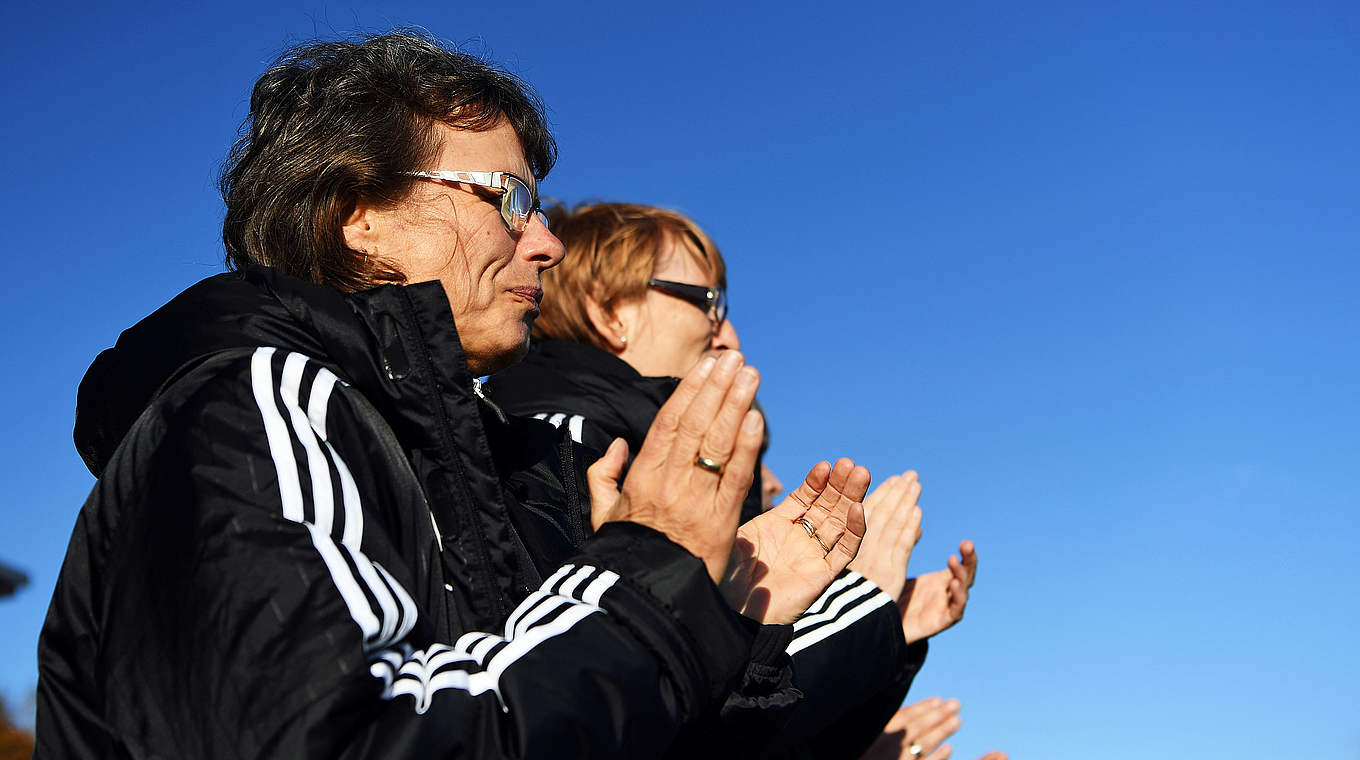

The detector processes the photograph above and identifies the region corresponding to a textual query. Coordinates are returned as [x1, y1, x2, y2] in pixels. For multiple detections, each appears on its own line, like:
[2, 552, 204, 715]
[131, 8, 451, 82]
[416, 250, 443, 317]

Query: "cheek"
[439, 265, 476, 318]
[443, 240, 510, 315]
[683, 311, 714, 348]
[659, 309, 715, 370]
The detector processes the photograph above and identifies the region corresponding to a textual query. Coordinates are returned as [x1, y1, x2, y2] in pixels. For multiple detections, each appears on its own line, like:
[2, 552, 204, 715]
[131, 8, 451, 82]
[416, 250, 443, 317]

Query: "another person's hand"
[721, 458, 869, 624]
[900, 541, 978, 643]
[861, 697, 959, 760]
[848, 471, 923, 601]
[587, 351, 763, 584]
[862, 697, 1007, 760]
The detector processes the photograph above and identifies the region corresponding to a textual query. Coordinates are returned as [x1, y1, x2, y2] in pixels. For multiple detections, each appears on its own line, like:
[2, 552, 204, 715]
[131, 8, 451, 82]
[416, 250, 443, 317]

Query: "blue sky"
[2, 1, 1357, 757]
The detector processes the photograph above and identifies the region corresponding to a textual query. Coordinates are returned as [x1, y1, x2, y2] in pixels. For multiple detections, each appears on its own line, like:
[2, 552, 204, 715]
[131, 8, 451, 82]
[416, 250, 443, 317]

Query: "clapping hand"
[840, 470, 980, 643]
[848, 471, 923, 601]
[861, 697, 1007, 760]
[900, 540, 978, 643]
[587, 351, 763, 584]
[721, 458, 869, 624]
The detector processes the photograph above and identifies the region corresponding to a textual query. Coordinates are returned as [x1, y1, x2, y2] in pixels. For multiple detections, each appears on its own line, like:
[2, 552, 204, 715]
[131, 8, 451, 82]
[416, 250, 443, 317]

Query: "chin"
[469, 329, 531, 377]
[500, 338, 531, 370]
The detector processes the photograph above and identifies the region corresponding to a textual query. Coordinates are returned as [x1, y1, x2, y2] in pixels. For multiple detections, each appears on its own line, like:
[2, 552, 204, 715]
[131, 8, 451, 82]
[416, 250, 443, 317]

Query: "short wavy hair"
[533, 202, 726, 350]
[220, 31, 556, 292]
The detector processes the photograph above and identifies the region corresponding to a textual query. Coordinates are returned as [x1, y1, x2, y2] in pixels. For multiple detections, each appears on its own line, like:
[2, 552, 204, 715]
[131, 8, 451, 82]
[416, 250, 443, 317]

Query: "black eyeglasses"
[647, 279, 728, 328]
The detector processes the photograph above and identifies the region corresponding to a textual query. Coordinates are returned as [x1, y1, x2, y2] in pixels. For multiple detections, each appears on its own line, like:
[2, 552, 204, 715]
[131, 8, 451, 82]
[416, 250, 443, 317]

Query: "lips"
[509, 286, 543, 312]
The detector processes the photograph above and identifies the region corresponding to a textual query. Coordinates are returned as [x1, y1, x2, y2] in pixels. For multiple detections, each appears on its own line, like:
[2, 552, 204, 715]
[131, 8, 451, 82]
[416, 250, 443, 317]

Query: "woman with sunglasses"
[35, 35, 869, 759]
[487, 202, 928, 759]
[488, 203, 742, 483]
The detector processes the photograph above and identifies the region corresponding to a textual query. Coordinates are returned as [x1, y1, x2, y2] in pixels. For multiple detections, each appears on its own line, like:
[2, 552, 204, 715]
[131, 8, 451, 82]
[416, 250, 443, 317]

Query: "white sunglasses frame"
[404, 170, 548, 232]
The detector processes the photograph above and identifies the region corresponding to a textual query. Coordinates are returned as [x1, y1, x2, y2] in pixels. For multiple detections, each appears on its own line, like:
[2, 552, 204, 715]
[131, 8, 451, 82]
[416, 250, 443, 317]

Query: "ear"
[341, 199, 383, 256]
[584, 295, 629, 354]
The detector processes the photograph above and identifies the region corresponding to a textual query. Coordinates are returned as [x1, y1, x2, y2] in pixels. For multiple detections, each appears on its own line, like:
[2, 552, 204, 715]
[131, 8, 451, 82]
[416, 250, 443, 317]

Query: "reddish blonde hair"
[534, 202, 727, 349]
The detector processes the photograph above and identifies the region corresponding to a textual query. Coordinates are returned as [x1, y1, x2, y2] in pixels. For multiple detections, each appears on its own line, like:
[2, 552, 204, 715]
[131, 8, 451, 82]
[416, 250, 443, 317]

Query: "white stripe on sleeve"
[250, 347, 623, 714]
[250, 348, 304, 523]
[786, 572, 895, 655]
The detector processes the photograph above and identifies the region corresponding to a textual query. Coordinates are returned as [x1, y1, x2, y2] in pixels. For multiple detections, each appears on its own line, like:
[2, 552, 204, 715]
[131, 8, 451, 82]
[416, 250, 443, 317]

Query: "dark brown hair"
[220, 31, 556, 291]
[534, 202, 726, 350]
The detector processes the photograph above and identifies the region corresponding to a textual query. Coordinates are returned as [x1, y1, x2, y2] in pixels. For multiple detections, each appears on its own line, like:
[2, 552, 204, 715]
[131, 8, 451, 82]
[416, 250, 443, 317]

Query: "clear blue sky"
[2, 1, 1356, 756]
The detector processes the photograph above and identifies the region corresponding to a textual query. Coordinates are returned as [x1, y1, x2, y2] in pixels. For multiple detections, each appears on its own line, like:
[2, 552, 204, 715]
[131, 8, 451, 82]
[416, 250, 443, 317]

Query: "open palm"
[722, 458, 869, 624]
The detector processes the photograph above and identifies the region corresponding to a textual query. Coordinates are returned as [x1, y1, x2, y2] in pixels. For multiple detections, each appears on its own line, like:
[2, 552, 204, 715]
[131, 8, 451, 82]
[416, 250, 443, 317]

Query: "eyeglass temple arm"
[404, 170, 503, 188]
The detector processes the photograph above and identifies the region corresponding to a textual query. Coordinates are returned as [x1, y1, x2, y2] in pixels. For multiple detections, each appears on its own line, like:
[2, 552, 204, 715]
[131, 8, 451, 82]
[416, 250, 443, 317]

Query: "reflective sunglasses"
[647, 278, 728, 328]
[405, 169, 547, 233]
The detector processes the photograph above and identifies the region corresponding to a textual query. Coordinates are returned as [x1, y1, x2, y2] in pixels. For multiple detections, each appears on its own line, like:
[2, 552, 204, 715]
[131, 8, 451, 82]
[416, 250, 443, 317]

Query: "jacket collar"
[74, 266, 481, 475]
[487, 339, 679, 449]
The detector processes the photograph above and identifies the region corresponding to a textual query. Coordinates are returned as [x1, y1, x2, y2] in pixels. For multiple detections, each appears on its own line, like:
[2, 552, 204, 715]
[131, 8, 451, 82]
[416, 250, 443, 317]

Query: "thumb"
[587, 438, 629, 531]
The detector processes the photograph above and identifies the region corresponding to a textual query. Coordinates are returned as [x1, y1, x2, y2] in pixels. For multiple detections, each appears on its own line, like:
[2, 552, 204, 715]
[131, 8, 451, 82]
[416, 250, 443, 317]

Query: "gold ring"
[798, 517, 830, 553]
[694, 455, 724, 474]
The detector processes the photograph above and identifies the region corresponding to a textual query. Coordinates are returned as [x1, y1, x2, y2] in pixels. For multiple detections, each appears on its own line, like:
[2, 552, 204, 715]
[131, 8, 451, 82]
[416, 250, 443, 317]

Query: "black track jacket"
[36, 268, 759, 758]
[487, 340, 928, 759]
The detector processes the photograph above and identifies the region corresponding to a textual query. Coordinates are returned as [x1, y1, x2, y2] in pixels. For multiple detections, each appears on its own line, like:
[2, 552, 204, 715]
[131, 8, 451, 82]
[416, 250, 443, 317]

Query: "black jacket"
[488, 340, 928, 759]
[36, 268, 758, 759]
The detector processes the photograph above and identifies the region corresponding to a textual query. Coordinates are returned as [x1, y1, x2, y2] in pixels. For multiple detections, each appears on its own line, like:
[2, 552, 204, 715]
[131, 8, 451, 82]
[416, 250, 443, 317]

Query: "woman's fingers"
[948, 576, 969, 617]
[913, 703, 962, 754]
[808, 461, 869, 567]
[904, 473, 922, 513]
[667, 350, 746, 466]
[617, 352, 760, 585]
[632, 354, 716, 479]
[804, 459, 869, 534]
[905, 697, 958, 735]
[715, 410, 763, 512]
[897, 697, 948, 723]
[862, 474, 899, 518]
[888, 698, 961, 760]
[958, 541, 978, 587]
[803, 458, 854, 530]
[887, 701, 926, 729]
[871, 470, 916, 518]
[696, 365, 760, 469]
[645, 354, 715, 450]
[825, 500, 865, 570]
[586, 438, 629, 530]
[770, 461, 831, 520]
[881, 472, 921, 544]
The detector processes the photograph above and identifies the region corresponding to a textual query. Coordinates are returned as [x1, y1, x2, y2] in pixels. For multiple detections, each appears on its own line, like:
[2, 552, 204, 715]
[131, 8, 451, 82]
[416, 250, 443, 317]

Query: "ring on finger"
[908, 742, 924, 759]
[694, 455, 725, 474]
[798, 517, 830, 553]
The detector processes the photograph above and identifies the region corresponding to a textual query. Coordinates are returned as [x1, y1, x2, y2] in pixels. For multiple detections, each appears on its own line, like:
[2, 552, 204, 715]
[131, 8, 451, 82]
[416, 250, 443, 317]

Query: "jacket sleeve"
[80, 351, 752, 759]
[661, 578, 925, 760]
[782, 571, 929, 759]
[681, 571, 926, 760]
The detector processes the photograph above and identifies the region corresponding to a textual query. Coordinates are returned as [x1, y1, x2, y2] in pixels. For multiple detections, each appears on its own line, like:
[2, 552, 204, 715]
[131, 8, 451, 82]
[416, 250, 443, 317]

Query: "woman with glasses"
[35, 35, 870, 759]
[488, 203, 741, 474]
[487, 202, 929, 759]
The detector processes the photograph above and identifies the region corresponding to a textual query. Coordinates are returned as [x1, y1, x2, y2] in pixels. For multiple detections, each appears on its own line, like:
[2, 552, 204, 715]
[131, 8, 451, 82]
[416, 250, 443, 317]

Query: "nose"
[519, 213, 565, 270]
[711, 317, 740, 352]
[760, 463, 784, 510]
[763, 469, 784, 499]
